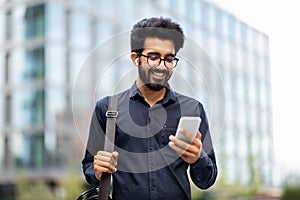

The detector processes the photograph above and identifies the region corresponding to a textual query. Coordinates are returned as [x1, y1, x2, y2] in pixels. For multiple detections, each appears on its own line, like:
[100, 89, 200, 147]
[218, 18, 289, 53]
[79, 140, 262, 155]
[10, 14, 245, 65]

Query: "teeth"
[153, 71, 164, 77]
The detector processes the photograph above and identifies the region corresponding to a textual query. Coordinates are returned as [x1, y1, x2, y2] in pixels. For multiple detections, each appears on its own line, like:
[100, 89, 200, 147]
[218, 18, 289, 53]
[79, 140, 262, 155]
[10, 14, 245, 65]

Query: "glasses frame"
[137, 53, 179, 69]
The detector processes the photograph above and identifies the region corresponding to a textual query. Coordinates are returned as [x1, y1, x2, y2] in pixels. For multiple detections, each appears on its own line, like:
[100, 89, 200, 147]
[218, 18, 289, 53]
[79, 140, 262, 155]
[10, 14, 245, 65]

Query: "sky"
[208, 0, 300, 181]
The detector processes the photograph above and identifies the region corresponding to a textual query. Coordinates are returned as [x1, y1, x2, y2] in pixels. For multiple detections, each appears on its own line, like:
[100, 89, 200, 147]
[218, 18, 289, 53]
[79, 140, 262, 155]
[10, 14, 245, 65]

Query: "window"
[46, 2, 65, 40]
[23, 90, 45, 126]
[227, 15, 236, 42]
[70, 10, 91, 48]
[0, 12, 6, 43]
[24, 48, 45, 80]
[215, 8, 224, 35]
[200, 1, 210, 29]
[24, 4, 45, 39]
[15, 133, 45, 169]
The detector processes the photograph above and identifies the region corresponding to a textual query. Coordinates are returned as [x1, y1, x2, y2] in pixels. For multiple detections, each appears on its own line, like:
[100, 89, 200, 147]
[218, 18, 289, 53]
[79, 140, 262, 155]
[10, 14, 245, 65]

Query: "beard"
[138, 65, 172, 91]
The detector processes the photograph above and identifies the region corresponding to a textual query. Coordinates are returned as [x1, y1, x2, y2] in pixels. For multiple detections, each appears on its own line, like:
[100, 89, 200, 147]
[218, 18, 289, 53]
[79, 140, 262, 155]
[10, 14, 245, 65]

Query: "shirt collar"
[129, 82, 177, 104]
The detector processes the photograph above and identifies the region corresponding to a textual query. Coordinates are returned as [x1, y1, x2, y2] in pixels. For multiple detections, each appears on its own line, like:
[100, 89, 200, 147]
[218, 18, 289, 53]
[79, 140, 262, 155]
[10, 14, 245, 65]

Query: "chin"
[145, 83, 165, 91]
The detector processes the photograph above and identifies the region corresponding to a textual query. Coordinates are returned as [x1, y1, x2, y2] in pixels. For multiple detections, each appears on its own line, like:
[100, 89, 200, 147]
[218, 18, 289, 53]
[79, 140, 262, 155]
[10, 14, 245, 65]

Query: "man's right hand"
[94, 151, 119, 181]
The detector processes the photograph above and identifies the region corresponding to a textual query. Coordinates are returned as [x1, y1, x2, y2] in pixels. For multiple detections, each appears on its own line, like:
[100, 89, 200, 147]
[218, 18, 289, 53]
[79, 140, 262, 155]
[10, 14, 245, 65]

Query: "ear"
[130, 52, 139, 66]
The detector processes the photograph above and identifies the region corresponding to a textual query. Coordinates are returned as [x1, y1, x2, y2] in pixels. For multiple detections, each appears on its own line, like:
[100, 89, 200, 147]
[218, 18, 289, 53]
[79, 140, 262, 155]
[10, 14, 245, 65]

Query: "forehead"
[143, 37, 175, 55]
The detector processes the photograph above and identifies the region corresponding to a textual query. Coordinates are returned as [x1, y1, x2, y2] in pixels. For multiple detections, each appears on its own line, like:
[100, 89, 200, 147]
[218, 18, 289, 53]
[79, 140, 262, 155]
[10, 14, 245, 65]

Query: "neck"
[136, 81, 166, 107]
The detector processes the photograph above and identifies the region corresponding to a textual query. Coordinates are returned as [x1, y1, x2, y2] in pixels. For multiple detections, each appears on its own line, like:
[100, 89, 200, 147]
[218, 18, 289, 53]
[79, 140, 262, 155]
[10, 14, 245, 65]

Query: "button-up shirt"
[82, 83, 217, 200]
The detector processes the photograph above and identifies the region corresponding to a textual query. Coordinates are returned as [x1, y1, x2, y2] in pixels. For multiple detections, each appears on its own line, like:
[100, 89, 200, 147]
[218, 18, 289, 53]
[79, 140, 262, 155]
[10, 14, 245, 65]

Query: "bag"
[76, 187, 99, 200]
[77, 96, 118, 200]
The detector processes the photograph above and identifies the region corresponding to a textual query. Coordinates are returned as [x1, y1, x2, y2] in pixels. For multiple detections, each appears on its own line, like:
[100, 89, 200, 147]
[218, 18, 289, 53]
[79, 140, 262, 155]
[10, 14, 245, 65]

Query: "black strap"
[98, 95, 118, 200]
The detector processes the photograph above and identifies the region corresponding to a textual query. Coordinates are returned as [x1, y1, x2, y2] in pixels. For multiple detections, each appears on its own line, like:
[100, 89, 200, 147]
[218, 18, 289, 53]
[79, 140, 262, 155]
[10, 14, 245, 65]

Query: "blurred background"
[0, 0, 299, 199]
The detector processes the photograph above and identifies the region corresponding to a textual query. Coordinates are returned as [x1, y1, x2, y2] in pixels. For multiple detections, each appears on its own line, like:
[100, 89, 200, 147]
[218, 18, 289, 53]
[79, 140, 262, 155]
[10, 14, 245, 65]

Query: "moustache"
[150, 68, 168, 75]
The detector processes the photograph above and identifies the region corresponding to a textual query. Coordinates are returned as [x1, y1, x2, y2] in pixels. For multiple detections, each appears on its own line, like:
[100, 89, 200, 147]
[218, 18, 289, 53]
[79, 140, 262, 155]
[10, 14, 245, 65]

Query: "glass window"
[0, 134, 3, 170]
[262, 35, 270, 57]
[24, 4, 45, 39]
[118, 0, 135, 27]
[24, 48, 45, 80]
[99, 0, 114, 19]
[22, 90, 45, 126]
[45, 43, 66, 85]
[0, 95, 3, 127]
[5, 10, 12, 40]
[209, 6, 216, 32]
[227, 15, 236, 42]
[96, 22, 114, 44]
[10, 48, 24, 84]
[239, 22, 248, 47]
[13, 133, 45, 168]
[186, 0, 195, 21]
[70, 0, 89, 7]
[257, 33, 266, 56]
[215, 8, 224, 35]
[200, 1, 210, 29]
[0, 53, 4, 87]
[70, 50, 89, 87]
[0, 12, 5, 45]
[70, 10, 91, 48]
[46, 2, 66, 40]
[12, 89, 45, 127]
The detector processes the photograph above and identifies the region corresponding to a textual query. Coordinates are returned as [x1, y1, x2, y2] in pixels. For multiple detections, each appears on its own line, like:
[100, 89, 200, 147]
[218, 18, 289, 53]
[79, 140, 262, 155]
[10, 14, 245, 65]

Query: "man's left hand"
[168, 129, 202, 164]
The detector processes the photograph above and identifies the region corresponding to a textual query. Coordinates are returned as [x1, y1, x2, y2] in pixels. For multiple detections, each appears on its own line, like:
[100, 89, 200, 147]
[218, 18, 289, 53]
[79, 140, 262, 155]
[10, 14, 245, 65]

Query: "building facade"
[0, 0, 274, 197]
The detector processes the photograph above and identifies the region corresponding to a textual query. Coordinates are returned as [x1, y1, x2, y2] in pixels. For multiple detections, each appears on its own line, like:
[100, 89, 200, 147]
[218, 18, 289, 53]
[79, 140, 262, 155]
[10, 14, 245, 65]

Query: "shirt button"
[149, 146, 154, 151]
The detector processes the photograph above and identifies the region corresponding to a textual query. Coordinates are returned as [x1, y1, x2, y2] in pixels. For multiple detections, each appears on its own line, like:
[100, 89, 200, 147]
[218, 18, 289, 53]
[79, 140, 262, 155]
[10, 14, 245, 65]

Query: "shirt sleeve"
[189, 104, 218, 189]
[82, 149, 100, 186]
[81, 98, 109, 186]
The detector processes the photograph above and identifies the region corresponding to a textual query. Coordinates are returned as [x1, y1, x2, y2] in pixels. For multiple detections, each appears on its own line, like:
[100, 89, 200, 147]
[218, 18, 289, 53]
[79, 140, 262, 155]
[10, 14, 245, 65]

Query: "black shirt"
[82, 83, 217, 200]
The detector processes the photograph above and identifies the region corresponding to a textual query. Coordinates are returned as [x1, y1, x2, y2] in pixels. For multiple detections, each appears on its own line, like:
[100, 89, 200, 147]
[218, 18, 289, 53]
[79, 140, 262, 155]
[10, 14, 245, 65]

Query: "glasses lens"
[164, 56, 176, 68]
[147, 55, 160, 67]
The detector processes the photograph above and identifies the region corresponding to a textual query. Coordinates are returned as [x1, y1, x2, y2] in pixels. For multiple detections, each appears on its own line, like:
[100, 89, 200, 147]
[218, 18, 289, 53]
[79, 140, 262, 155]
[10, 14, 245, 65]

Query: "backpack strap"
[98, 95, 118, 200]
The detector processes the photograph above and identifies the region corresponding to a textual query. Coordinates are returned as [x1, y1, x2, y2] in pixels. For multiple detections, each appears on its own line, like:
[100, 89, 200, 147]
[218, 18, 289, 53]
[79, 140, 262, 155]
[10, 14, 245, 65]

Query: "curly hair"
[130, 17, 185, 54]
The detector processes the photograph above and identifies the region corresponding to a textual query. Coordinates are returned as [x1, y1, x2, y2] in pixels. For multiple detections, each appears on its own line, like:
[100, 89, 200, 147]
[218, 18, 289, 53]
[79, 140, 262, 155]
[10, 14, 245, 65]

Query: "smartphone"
[175, 116, 202, 143]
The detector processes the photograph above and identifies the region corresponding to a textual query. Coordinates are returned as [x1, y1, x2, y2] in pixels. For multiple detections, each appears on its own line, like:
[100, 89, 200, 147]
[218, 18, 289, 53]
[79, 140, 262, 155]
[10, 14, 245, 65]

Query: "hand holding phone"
[175, 116, 201, 143]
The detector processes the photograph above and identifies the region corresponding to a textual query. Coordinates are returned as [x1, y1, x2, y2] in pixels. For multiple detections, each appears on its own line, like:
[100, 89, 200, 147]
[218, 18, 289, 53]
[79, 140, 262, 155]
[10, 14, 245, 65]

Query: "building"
[0, 0, 274, 198]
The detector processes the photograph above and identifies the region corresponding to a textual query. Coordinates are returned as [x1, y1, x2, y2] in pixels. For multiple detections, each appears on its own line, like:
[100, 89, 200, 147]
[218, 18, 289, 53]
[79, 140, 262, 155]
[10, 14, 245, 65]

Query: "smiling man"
[82, 17, 218, 200]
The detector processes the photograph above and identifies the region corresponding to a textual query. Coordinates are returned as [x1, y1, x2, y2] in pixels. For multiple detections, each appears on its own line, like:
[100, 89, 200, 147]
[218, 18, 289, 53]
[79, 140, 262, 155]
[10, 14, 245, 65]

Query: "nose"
[156, 58, 167, 70]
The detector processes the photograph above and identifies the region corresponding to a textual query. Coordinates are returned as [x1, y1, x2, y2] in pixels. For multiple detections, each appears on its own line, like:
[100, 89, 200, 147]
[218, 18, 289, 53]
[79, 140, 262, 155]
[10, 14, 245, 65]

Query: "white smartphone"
[175, 116, 202, 143]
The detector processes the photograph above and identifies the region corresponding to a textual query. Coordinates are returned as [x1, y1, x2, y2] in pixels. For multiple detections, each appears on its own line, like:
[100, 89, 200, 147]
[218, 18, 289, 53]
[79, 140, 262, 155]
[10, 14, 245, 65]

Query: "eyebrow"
[146, 52, 176, 57]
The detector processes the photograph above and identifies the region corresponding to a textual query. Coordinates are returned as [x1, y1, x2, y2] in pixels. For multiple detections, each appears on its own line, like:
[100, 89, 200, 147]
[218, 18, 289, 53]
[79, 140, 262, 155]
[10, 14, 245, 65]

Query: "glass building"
[0, 0, 274, 197]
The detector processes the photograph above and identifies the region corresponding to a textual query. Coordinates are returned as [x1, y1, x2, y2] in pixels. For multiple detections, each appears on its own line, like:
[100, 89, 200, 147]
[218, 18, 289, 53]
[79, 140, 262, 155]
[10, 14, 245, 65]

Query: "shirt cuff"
[191, 149, 211, 169]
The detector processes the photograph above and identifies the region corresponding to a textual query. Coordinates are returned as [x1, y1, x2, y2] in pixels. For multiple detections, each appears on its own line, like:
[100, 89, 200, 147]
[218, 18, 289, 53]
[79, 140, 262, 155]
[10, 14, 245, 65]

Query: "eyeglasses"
[138, 53, 179, 69]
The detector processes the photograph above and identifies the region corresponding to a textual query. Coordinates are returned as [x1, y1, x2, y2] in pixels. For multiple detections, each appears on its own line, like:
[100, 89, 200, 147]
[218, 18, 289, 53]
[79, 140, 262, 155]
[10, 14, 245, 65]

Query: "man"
[82, 17, 217, 200]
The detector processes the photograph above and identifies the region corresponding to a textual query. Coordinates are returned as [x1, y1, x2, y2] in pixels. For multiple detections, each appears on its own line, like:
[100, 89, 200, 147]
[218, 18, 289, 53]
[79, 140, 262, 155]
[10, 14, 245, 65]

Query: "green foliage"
[60, 169, 85, 200]
[14, 170, 85, 200]
[15, 171, 58, 200]
[281, 185, 300, 200]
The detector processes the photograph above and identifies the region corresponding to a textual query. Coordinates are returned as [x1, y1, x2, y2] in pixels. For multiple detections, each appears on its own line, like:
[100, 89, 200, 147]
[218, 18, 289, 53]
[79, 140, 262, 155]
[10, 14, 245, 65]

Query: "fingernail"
[169, 135, 175, 140]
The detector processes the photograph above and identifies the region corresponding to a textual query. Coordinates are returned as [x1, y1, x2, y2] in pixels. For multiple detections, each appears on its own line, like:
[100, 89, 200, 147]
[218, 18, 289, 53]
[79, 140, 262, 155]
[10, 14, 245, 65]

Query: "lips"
[151, 69, 167, 79]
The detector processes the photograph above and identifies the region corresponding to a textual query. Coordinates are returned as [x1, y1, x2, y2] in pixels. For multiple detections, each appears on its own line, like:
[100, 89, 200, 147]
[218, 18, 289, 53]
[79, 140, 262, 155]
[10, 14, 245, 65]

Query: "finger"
[195, 131, 202, 140]
[94, 164, 116, 174]
[169, 135, 190, 150]
[94, 154, 111, 163]
[94, 153, 117, 169]
[97, 151, 114, 157]
[94, 159, 117, 172]
[191, 133, 202, 148]
[112, 151, 119, 161]
[168, 141, 188, 155]
[179, 128, 195, 142]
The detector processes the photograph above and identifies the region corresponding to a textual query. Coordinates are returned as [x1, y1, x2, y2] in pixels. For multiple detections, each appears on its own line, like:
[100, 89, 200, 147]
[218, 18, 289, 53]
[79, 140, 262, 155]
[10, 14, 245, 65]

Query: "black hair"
[130, 17, 185, 54]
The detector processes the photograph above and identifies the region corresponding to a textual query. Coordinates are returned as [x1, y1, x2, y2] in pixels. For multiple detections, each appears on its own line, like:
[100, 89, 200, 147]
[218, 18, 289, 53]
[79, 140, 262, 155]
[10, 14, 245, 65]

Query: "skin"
[94, 37, 202, 181]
